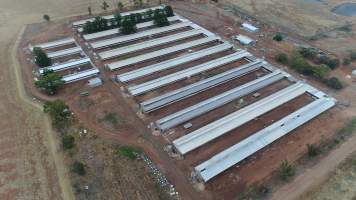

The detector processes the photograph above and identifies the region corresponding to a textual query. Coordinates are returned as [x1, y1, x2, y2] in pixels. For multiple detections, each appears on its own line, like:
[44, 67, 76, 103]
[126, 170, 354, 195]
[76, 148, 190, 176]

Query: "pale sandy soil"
[300, 152, 356, 200]
[0, 0, 134, 199]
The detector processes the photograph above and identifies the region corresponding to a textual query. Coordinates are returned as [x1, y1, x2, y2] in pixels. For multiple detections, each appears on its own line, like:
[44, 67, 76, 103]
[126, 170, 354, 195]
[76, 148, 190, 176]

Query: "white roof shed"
[234, 34, 255, 45]
[241, 23, 259, 33]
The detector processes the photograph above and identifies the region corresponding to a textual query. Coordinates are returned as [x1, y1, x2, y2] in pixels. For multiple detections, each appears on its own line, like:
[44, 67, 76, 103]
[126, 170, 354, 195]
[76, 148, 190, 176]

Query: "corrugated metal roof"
[156, 70, 285, 131]
[118, 43, 232, 82]
[47, 47, 82, 59]
[107, 36, 220, 71]
[99, 29, 204, 60]
[31, 38, 75, 51]
[172, 82, 309, 155]
[140, 60, 263, 113]
[195, 97, 335, 182]
[128, 51, 250, 96]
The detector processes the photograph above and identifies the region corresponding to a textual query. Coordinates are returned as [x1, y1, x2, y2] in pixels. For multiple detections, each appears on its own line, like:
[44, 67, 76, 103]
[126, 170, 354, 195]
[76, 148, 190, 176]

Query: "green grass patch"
[116, 146, 142, 160]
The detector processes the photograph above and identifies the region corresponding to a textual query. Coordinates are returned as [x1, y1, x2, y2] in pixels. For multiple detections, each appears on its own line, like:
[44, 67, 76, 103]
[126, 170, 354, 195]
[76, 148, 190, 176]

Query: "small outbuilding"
[87, 77, 102, 88]
[241, 23, 259, 33]
[234, 34, 255, 45]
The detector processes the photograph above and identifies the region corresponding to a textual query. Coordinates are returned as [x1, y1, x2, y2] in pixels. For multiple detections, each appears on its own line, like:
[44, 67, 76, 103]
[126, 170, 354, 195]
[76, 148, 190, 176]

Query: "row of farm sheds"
[36, 5, 336, 183]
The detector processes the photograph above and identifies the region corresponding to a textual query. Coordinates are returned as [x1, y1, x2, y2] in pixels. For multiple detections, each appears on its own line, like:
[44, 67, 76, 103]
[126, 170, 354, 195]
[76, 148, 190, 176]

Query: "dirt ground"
[7, 1, 356, 200]
[300, 151, 356, 200]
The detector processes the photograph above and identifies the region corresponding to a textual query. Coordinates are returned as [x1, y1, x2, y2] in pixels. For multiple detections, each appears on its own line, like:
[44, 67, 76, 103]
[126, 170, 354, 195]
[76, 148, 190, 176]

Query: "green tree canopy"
[164, 5, 174, 17]
[43, 100, 72, 129]
[153, 9, 169, 27]
[273, 33, 283, 42]
[35, 70, 64, 95]
[120, 18, 137, 34]
[33, 47, 52, 67]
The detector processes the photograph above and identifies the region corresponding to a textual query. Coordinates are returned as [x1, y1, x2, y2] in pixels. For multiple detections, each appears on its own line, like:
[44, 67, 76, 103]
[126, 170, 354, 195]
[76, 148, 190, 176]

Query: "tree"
[273, 33, 283, 42]
[275, 53, 288, 64]
[101, 1, 109, 11]
[153, 9, 169, 27]
[35, 70, 64, 95]
[117, 2, 124, 11]
[71, 161, 86, 176]
[43, 14, 50, 22]
[43, 100, 72, 130]
[278, 160, 295, 181]
[318, 56, 339, 70]
[120, 18, 137, 34]
[164, 5, 174, 17]
[145, 9, 154, 21]
[88, 6, 92, 16]
[62, 135, 75, 150]
[311, 64, 330, 80]
[114, 13, 122, 27]
[325, 77, 343, 90]
[298, 47, 317, 59]
[33, 47, 51, 67]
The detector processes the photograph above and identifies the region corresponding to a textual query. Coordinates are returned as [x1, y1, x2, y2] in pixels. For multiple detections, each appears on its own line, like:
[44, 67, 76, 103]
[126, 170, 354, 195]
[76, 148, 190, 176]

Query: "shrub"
[275, 53, 288, 64]
[117, 146, 142, 160]
[278, 160, 295, 181]
[33, 47, 51, 67]
[88, 6, 92, 15]
[71, 161, 86, 176]
[43, 14, 50, 22]
[43, 100, 72, 130]
[298, 47, 317, 59]
[318, 56, 340, 69]
[325, 77, 343, 90]
[273, 33, 283, 42]
[343, 58, 351, 65]
[164, 5, 174, 17]
[35, 71, 64, 95]
[103, 112, 118, 124]
[62, 135, 75, 150]
[307, 144, 321, 157]
[101, 1, 109, 11]
[117, 2, 124, 11]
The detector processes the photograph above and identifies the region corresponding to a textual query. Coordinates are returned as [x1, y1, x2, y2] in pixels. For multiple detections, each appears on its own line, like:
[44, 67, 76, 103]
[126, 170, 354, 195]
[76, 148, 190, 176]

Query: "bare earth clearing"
[3, 0, 356, 200]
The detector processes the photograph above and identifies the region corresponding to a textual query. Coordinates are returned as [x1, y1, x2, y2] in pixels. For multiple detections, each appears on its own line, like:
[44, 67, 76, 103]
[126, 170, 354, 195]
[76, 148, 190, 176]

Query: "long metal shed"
[90, 21, 191, 48]
[30, 38, 75, 51]
[172, 82, 309, 155]
[72, 6, 164, 27]
[47, 47, 83, 59]
[140, 60, 264, 113]
[106, 36, 220, 71]
[195, 97, 335, 182]
[61, 68, 100, 83]
[39, 57, 91, 74]
[118, 43, 233, 82]
[99, 29, 204, 60]
[128, 51, 250, 96]
[84, 16, 182, 40]
[156, 70, 286, 131]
